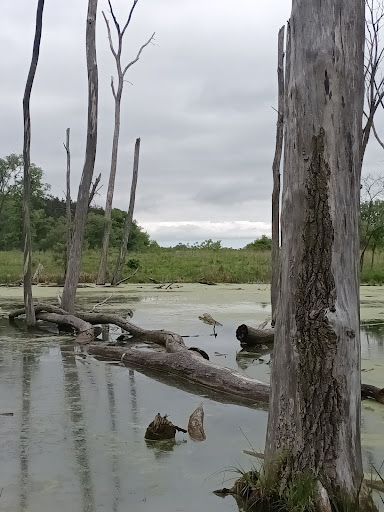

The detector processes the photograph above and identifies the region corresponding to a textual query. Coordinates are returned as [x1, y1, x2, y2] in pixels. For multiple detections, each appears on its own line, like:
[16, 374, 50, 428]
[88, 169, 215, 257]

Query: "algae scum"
[0, 284, 384, 512]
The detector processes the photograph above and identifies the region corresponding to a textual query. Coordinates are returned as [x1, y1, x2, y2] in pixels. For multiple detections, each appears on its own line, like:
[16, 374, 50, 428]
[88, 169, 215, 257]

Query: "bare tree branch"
[102, 11, 117, 59]
[372, 120, 384, 149]
[122, 33, 156, 77]
[121, 0, 139, 37]
[88, 172, 102, 207]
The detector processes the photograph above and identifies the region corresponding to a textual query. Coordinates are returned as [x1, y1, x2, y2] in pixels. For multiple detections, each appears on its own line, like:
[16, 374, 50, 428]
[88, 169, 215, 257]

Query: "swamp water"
[0, 283, 384, 512]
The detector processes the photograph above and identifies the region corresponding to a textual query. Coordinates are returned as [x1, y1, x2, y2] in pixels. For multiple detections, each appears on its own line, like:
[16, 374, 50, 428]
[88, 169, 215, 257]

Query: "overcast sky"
[1, 1, 384, 247]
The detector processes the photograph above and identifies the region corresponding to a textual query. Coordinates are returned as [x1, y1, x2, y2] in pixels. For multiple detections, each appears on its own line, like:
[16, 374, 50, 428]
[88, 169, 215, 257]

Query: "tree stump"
[145, 413, 186, 441]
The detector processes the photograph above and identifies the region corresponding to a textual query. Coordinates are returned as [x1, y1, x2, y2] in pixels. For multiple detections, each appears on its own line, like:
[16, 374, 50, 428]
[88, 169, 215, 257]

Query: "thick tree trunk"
[61, 0, 98, 314]
[96, 89, 122, 285]
[64, 127, 72, 271]
[111, 138, 140, 285]
[22, 0, 45, 327]
[271, 26, 285, 327]
[265, 0, 365, 499]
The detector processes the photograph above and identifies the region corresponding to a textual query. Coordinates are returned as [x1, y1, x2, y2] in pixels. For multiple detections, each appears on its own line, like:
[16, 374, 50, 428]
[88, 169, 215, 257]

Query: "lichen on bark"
[294, 128, 343, 478]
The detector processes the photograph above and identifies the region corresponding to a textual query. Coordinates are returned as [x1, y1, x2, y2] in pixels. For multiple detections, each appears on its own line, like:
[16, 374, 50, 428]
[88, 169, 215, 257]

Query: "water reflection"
[105, 365, 121, 512]
[60, 345, 95, 512]
[20, 350, 38, 512]
[1, 291, 384, 512]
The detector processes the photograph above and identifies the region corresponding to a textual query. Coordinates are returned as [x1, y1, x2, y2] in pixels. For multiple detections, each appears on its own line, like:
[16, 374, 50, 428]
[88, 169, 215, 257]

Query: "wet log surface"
[236, 324, 274, 345]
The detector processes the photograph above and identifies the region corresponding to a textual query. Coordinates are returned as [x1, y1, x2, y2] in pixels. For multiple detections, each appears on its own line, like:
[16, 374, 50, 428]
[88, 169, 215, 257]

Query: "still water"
[0, 284, 383, 512]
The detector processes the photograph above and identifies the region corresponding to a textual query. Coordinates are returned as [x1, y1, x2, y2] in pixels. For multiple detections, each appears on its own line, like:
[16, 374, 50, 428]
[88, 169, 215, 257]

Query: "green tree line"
[2, 154, 384, 261]
[0, 154, 150, 254]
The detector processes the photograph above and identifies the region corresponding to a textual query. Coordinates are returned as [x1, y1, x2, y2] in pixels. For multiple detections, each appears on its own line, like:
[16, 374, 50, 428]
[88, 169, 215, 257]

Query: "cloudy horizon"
[2, 1, 384, 248]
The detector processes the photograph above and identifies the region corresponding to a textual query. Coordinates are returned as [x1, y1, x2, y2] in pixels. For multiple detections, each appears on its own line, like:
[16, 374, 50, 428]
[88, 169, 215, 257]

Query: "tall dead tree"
[96, 0, 154, 285]
[270, 26, 285, 327]
[22, 0, 45, 327]
[265, 0, 365, 504]
[64, 127, 72, 270]
[61, 0, 98, 313]
[111, 137, 140, 285]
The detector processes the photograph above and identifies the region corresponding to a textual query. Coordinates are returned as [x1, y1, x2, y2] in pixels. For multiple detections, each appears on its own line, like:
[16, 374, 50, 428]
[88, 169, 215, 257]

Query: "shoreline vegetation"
[0, 247, 383, 285]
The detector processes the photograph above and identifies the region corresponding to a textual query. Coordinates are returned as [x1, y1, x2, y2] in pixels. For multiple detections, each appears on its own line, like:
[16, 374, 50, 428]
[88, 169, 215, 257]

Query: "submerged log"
[236, 324, 274, 345]
[145, 413, 187, 440]
[188, 405, 206, 441]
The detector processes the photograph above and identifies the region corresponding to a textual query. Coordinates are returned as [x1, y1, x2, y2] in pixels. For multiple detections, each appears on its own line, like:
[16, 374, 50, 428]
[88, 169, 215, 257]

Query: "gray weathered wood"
[96, 1, 154, 285]
[111, 138, 140, 285]
[271, 26, 285, 327]
[22, 0, 45, 326]
[265, 0, 365, 498]
[64, 127, 72, 270]
[61, 0, 98, 314]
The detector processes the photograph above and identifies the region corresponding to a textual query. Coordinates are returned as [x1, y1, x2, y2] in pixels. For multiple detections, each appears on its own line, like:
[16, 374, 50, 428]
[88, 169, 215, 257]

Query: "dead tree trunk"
[96, 1, 154, 285]
[111, 138, 140, 285]
[61, 0, 98, 314]
[265, 0, 365, 501]
[64, 127, 71, 271]
[271, 26, 285, 327]
[22, 0, 45, 327]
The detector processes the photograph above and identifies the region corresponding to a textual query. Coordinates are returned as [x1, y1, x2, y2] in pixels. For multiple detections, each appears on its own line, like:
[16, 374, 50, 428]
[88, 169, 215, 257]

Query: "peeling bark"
[265, 0, 365, 497]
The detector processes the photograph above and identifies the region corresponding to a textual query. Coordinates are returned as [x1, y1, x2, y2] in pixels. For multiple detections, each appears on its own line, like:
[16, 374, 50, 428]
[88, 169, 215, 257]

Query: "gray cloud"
[1, 0, 383, 245]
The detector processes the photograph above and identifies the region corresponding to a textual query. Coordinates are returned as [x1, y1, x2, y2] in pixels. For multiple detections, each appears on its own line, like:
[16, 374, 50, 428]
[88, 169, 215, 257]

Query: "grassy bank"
[0, 248, 383, 284]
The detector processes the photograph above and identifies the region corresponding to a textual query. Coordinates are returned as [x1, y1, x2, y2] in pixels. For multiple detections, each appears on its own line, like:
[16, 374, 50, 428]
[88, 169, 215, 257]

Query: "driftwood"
[188, 404, 206, 441]
[236, 324, 274, 345]
[145, 413, 186, 441]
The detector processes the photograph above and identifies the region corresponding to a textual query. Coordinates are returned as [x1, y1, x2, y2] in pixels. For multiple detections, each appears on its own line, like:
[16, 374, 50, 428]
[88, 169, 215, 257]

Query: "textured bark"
[271, 26, 285, 327]
[61, 0, 98, 314]
[64, 127, 71, 270]
[22, 0, 45, 326]
[265, 0, 365, 498]
[111, 138, 140, 285]
[96, 2, 154, 285]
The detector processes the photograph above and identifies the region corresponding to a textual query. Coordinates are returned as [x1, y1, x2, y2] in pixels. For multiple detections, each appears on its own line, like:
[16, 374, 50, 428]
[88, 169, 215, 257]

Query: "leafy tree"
[244, 235, 272, 250]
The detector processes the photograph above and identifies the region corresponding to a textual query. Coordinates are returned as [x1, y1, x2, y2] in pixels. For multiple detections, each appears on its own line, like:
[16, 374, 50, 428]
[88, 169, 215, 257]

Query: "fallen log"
[88, 343, 270, 405]
[10, 304, 97, 344]
[361, 384, 384, 404]
[9, 304, 384, 407]
[236, 324, 274, 345]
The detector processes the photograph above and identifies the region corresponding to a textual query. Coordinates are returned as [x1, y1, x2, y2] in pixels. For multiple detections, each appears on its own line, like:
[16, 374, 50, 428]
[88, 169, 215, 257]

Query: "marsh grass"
[0, 248, 383, 285]
[0, 248, 272, 284]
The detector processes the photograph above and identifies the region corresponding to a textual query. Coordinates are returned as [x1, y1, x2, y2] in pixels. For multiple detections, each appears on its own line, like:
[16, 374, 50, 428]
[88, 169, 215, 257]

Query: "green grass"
[1, 248, 384, 285]
[0, 248, 272, 284]
[361, 251, 384, 285]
